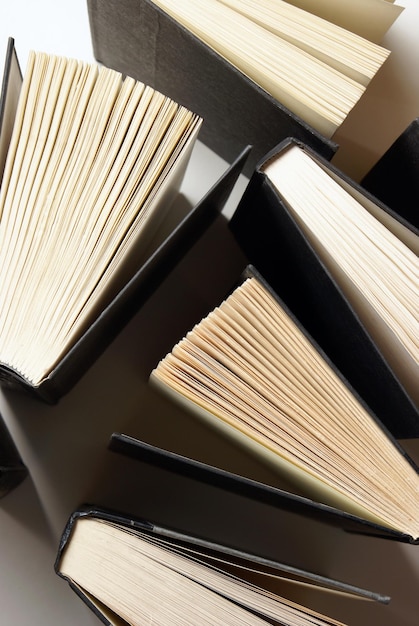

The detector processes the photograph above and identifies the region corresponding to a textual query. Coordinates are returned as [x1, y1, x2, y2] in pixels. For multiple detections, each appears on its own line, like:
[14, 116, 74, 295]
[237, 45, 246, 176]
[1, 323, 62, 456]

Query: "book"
[145, 0, 391, 139]
[361, 118, 419, 230]
[0, 412, 27, 498]
[55, 505, 390, 626]
[229, 138, 419, 439]
[150, 266, 419, 543]
[86, 0, 338, 176]
[0, 41, 200, 392]
[0, 39, 249, 403]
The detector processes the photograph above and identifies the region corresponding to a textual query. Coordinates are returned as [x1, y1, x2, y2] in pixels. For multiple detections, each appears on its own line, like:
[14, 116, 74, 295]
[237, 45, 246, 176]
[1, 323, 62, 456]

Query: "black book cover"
[361, 118, 419, 230]
[108, 419, 418, 545]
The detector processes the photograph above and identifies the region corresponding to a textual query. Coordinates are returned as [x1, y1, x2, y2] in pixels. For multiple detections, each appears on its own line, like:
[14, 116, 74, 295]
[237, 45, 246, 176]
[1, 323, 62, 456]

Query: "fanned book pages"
[151, 0, 391, 137]
[0, 48, 202, 390]
[261, 143, 419, 410]
[56, 507, 385, 626]
[150, 270, 419, 542]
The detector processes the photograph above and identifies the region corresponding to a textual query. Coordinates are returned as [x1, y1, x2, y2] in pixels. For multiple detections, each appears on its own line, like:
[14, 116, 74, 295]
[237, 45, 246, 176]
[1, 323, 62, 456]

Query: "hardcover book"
[149, 267, 419, 543]
[55, 505, 390, 626]
[0, 39, 249, 403]
[147, 0, 390, 139]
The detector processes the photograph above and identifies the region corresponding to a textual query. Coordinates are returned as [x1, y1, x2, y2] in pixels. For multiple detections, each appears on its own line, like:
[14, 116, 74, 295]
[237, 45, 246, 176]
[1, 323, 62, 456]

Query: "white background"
[1, 2, 418, 625]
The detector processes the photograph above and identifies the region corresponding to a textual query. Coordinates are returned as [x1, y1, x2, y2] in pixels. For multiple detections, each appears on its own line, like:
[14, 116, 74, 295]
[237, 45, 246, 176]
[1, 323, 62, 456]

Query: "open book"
[150, 268, 419, 542]
[56, 506, 389, 626]
[0, 40, 204, 399]
[150, 0, 392, 138]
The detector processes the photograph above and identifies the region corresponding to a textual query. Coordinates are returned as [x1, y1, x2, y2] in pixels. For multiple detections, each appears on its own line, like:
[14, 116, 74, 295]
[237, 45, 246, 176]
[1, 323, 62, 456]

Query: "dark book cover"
[361, 118, 419, 230]
[0, 38, 22, 185]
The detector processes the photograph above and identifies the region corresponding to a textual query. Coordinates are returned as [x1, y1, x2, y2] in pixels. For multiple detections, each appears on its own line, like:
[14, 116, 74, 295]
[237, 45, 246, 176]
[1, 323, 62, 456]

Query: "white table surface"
[1, 2, 418, 625]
